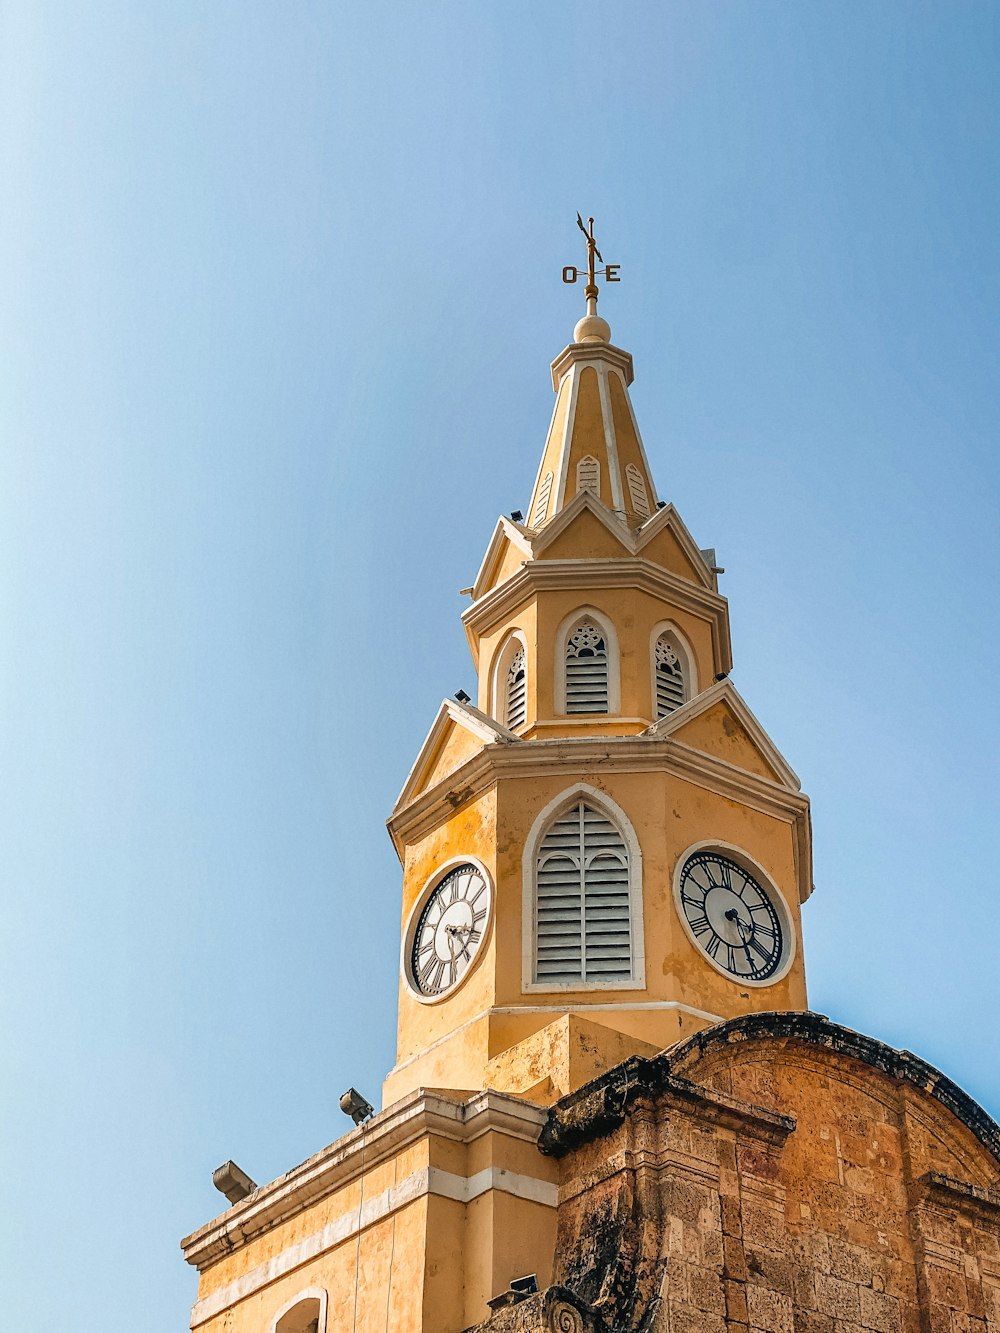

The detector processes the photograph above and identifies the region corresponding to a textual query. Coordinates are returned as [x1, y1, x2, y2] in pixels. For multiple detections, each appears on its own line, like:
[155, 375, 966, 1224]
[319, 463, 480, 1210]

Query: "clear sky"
[1, 2, 998, 1327]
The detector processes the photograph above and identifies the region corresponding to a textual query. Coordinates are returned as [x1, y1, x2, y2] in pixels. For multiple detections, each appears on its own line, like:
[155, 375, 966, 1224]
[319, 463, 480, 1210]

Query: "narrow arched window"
[274, 1293, 324, 1333]
[577, 455, 600, 495]
[625, 463, 651, 518]
[565, 619, 608, 714]
[654, 632, 687, 717]
[534, 801, 632, 984]
[505, 646, 526, 730]
[532, 471, 553, 526]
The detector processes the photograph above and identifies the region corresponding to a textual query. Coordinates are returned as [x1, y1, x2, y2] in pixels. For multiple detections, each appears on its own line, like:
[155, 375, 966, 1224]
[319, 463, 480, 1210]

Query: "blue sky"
[1, 3, 998, 1328]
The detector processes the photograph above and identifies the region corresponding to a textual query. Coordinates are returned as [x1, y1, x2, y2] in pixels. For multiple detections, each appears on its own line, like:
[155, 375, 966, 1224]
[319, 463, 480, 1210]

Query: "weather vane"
[562, 214, 620, 314]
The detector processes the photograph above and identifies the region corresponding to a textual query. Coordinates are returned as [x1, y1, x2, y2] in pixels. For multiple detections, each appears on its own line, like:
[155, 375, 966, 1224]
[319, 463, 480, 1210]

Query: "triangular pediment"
[394, 699, 517, 813]
[471, 517, 534, 601]
[633, 504, 715, 588]
[531, 490, 633, 560]
[644, 680, 800, 791]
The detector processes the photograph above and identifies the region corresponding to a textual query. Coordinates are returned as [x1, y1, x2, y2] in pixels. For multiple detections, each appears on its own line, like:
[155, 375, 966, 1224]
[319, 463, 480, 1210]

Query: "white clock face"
[407, 863, 491, 998]
[677, 850, 790, 984]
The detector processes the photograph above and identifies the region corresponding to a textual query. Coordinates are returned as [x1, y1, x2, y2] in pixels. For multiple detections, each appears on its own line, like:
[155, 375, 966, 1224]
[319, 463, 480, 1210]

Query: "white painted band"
[190, 1166, 556, 1327]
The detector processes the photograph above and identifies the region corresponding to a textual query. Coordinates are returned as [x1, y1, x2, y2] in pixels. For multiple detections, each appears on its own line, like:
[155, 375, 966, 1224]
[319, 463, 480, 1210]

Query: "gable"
[421, 720, 486, 793]
[395, 699, 516, 813]
[636, 522, 708, 584]
[471, 517, 533, 600]
[535, 504, 631, 561]
[671, 699, 783, 782]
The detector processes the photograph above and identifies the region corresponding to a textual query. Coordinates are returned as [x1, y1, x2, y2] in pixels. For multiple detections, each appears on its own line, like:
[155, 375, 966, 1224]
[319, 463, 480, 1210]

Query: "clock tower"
[383, 232, 811, 1108]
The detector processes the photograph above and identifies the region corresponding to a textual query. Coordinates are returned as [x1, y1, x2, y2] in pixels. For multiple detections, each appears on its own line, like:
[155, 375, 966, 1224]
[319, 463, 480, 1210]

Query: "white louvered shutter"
[625, 463, 651, 518]
[565, 620, 609, 714]
[532, 471, 553, 526]
[577, 455, 600, 496]
[654, 634, 686, 717]
[534, 801, 632, 983]
[505, 647, 526, 730]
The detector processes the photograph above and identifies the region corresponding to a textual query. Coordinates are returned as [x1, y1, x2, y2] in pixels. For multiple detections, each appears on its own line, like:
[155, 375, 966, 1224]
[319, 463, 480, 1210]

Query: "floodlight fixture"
[454, 689, 471, 703]
[212, 1160, 257, 1205]
[339, 1087, 375, 1126]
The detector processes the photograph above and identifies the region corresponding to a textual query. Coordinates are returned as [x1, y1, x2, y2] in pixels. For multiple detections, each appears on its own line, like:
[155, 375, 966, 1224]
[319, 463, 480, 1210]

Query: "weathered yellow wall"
[385, 759, 807, 1102]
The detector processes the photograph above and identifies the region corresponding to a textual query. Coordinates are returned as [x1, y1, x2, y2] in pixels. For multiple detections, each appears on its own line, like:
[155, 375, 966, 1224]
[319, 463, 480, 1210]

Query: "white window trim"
[649, 619, 697, 718]
[554, 606, 621, 716]
[400, 855, 496, 1005]
[489, 629, 528, 731]
[270, 1287, 328, 1333]
[671, 839, 797, 989]
[522, 782, 645, 993]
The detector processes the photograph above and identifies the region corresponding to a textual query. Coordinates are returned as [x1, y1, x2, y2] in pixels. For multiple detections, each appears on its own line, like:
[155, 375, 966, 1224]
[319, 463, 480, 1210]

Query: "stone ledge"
[539, 1058, 794, 1158]
[539, 1011, 1000, 1166]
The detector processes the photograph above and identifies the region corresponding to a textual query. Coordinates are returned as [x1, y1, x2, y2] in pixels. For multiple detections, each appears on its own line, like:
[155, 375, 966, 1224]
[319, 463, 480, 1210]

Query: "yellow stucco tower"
[180, 226, 821, 1333]
[383, 232, 812, 1110]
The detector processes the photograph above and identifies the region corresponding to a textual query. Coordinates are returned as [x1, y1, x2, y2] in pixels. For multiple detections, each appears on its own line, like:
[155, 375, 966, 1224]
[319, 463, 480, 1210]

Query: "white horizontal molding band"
[190, 1166, 556, 1327]
[388, 999, 722, 1079]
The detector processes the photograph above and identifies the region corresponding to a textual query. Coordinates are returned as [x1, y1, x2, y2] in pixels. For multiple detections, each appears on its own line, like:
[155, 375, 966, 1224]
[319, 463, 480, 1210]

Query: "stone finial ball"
[573, 313, 611, 344]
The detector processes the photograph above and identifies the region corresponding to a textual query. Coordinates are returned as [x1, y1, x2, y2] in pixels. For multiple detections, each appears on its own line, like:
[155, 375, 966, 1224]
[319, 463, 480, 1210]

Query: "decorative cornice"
[915, 1171, 1000, 1224]
[386, 730, 811, 875]
[539, 1011, 1000, 1169]
[179, 1088, 547, 1272]
[461, 555, 732, 673]
[550, 341, 634, 390]
[667, 1012, 1000, 1168]
[538, 1055, 795, 1158]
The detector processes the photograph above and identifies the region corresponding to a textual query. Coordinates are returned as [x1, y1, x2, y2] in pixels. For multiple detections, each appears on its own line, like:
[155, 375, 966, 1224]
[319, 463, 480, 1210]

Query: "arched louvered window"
[625, 463, 651, 518]
[534, 801, 632, 984]
[654, 632, 687, 717]
[565, 619, 609, 714]
[532, 471, 553, 526]
[577, 455, 600, 496]
[506, 646, 526, 730]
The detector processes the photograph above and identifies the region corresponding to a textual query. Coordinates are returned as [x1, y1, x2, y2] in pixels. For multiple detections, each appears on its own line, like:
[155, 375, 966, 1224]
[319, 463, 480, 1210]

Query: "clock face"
[677, 851, 786, 982]
[408, 863, 491, 998]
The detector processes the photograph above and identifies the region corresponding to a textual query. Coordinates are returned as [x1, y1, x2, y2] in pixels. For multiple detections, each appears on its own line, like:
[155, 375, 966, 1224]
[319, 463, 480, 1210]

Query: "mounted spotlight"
[509, 510, 524, 523]
[510, 1275, 538, 1295]
[454, 689, 471, 703]
[212, 1160, 258, 1205]
[339, 1087, 375, 1126]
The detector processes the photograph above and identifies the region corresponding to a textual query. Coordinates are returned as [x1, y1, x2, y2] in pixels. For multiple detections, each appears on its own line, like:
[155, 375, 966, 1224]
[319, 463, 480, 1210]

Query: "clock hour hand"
[724, 908, 751, 938]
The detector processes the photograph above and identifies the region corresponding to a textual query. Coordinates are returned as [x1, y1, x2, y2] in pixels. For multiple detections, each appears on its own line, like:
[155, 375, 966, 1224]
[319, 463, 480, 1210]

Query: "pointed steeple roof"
[527, 313, 659, 531]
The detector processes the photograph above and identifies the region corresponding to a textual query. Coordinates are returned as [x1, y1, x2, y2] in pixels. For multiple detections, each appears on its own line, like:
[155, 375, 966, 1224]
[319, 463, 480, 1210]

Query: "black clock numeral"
[687, 912, 710, 937]
[706, 934, 722, 960]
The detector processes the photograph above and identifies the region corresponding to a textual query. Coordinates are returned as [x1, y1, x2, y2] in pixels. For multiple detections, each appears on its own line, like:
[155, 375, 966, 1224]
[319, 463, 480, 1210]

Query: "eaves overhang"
[386, 732, 812, 898]
[461, 557, 733, 675]
[180, 1088, 547, 1273]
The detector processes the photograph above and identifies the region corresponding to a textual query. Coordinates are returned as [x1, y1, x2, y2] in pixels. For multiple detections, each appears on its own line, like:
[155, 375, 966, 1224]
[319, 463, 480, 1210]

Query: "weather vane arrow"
[562, 214, 620, 313]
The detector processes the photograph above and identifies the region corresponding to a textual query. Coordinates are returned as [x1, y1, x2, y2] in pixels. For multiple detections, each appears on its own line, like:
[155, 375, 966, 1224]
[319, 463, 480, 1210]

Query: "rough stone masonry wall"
[468, 1015, 1000, 1333]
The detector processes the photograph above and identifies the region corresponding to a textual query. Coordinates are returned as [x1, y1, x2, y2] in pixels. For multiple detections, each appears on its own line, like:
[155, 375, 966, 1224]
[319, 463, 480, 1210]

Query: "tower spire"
[530, 215, 654, 527]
